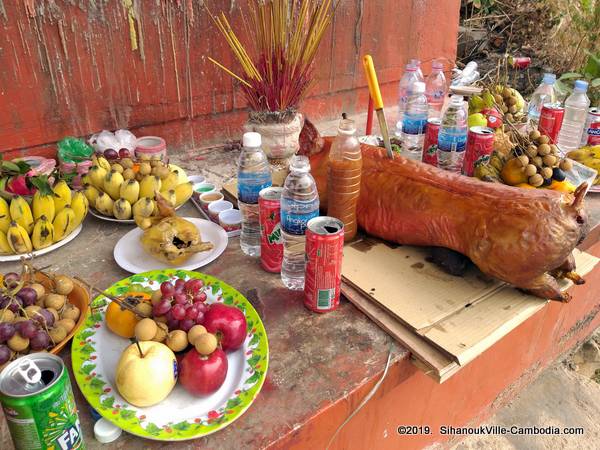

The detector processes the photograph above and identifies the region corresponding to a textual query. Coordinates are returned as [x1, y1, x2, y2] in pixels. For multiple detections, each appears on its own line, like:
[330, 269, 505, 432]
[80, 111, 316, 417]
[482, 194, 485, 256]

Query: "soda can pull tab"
[17, 360, 42, 384]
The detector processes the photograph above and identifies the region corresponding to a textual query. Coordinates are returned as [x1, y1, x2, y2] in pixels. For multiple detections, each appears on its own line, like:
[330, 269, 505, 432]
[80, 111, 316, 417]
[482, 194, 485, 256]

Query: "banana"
[53, 206, 76, 241]
[174, 181, 193, 207]
[70, 191, 89, 228]
[132, 197, 155, 218]
[88, 165, 107, 190]
[32, 191, 56, 223]
[120, 179, 140, 205]
[158, 189, 176, 207]
[160, 171, 180, 192]
[113, 199, 132, 220]
[81, 174, 91, 186]
[9, 196, 34, 234]
[95, 193, 115, 217]
[31, 215, 54, 250]
[53, 180, 72, 214]
[104, 170, 124, 200]
[83, 184, 100, 207]
[139, 175, 162, 199]
[7, 221, 32, 253]
[0, 231, 13, 254]
[134, 215, 153, 230]
[0, 197, 10, 234]
[93, 154, 111, 172]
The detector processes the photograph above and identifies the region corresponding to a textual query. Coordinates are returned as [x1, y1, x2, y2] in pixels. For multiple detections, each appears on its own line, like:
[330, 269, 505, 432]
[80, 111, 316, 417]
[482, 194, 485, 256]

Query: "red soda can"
[422, 118, 440, 166]
[258, 187, 283, 273]
[538, 103, 564, 143]
[509, 56, 531, 69]
[463, 126, 495, 176]
[304, 216, 344, 313]
[581, 107, 600, 146]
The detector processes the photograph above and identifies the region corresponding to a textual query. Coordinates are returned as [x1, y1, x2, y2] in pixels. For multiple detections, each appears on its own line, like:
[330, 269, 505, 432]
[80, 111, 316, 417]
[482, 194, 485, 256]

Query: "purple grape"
[0, 295, 10, 308]
[16, 287, 37, 307]
[193, 292, 207, 303]
[0, 345, 10, 365]
[185, 305, 199, 320]
[104, 149, 119, 160]
[33, 309, 54, 327]
[173, 292, 187, 305]
[0, 323, 16, 343]
[180, 318, 194, 332]
[160, 281, 175, 297]
[184, 279, 203, 294]
[194, 310, 205, 325]
[166, 316, 180, 331]
[171, 304, 186, 320]
[30, 330, 50, 351]
[7, 298, 22, 313]
[196, 303, 208, 314]
[17, 320, 38, 339]
[118, 148, 131, 159]
[153, 299, 172, 317]
[3, 272, 20, 289]
[174, 279, 186, 293]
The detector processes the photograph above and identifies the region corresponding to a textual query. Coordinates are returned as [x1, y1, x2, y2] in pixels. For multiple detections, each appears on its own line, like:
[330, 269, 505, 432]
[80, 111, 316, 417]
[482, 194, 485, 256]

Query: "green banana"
[32, 216, 54, 250]
[139, 175, 161, 199]
[104, 170, 124, 200]
[52, 180, 71, 214]
[9, 196, 34, 234]
[95, 193, 114, 217]
[33, 191, 56, 223]
[113, 199, 132, 220]
[52, 206, 75, 241]
[0, 197, 10, 234]
[7, 221, 32, 253]
[120, 179, 140, 205]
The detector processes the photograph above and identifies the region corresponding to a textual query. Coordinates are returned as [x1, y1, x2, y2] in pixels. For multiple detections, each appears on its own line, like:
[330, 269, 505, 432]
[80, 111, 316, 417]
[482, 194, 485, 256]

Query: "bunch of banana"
[0, 180, 88, 255]
[469, 85, 526, 124]
[567, 145, 600, 185]
[84, 154, 193, 220]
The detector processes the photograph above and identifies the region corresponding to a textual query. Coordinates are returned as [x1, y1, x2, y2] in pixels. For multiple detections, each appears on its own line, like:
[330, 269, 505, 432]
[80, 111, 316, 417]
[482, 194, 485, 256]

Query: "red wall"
[0, 1, 459, 158]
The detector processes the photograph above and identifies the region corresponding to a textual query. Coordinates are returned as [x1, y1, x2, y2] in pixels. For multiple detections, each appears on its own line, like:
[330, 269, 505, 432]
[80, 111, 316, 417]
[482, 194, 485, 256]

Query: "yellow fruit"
[95, 193, 114, 217]
[88, 165, 107, 190]
[7, 221, 32, 253]
[83, 184, 100, 206]
[52, 207, 76, 241]
[31, 216, 54, 250]
[500, 158, 528, 186]
[113, 199, 132, 220]
[95, 155, 111, 172]
[0, 197, 10, 234]
[52, 180, 72, 214]
[103, 170, 125, 200]
[0, 231, 13, 254]
[123, 168, 135, 180]
[549, 180, 576, 194]
[9, 196, 34, 234]
[173, 181, 193, 206]
[139, 176, 161, 199]
[32, 191, 55, 223]
[134, 215, 153, 230]
[132, 198, 155, 218]
[120, 180, 140, 205]
[158, 190, 176, 207]
[160, 171, 180, 193]
[70, 191, 89, 228]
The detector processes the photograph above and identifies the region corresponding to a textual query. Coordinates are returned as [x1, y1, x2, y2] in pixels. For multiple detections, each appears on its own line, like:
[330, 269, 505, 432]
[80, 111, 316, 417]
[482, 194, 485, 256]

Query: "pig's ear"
[572, 182, 587, 209]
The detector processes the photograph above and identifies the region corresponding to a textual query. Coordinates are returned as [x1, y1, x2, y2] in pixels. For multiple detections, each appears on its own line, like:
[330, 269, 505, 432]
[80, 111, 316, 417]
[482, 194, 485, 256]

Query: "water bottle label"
[238, 172, 271, 203]
[438, 133, 467, 153]
[281, 209, 319, 235]
[402, 115, 427, 135]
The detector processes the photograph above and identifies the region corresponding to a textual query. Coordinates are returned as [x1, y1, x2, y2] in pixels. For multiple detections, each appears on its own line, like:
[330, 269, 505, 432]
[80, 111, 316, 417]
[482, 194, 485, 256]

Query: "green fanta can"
[0, 353, 84, 450]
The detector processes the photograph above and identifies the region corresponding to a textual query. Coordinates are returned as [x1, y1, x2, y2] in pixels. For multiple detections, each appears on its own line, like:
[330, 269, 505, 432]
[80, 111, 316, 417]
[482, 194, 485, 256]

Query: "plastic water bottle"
[425, 60, 447, 118]
[237, 132, 272, 256]
[527, 73, 557, 125]
[401, 82, 428, 160]
[437, 95, 468, 173]
[280, 155, 319, 290]
[557, 80, 591, 154]
[409, 59, 425, 82]
[395, 64, 422, 136]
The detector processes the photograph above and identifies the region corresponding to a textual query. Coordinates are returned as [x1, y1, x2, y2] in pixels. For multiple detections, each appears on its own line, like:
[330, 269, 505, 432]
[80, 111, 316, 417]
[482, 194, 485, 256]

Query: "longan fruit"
[111, 164, 124, 174]
[49, 326, 67, 344]
[542, 155, 557, 167]
[45, 293, 66, 310]
[0, 309, 15, 323]
[508, 105, 518, 114]
[525, 145, 538, 158]
[56, 318, 75, 333]
[502, 87, 512, 98]
[135, 318, 158, 341]
[560, 158, 573, 172]
[166, 330, 188, 352]
[538, 135, 550, 145]
[135, 302, 153, 318]
[61, 304, 80, 321]
[550, 144, 559, 155]
[29, 283, 46, 299]
[533, 156, 543, 166]
[525, 164, 537, 177]
[123, 168, 135, 180]
[517, 155, 529, 167]
[541, 167, 553, 179]
[152, 322, 168, 343]
[53, 275, 74, 295]
[8, 334, 29, 352]
[529, 130, 541, 141]
[537, 144, 551, 156]
[46, 308, 60, 323]
[501, 104, 509, 114]
[494, 94, 503, 104]
[187, 325, 207, 345]
[24, 305, 41, 319]
[529, 174, 544, 187]
[505, 113, 514, 122]
[194, 333, 218, 356]
[120, 158, 134, 169]
[139, 162, 151, 176]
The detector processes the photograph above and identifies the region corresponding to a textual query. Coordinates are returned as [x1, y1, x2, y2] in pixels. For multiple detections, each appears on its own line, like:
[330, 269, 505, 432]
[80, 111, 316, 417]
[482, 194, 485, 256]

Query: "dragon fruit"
[6, 176, 35, 195]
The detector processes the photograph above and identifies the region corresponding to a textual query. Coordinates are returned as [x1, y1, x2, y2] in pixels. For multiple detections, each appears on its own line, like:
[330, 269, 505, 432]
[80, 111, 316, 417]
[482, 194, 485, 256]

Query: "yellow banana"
[0, 231, 13, 254]
[0, 197, 10, 234]
[70, 191, 89, 228]
[132, 197, 155, 218]
[81, 174, 91, 185]
[9, 196, 34, 235]
[93, 154, 111, 172]
[158, 189, 176, 207]
[174, 181, 193, 207]
[31, 216, 54, 250]
[83, 184, 100, 206]
[160, 171, 180, 192]
[32, 191, 55, 223]
[52, 206, 75, 241]
[7, 221, 32, 253]
[95, 193, 114, 217]
[103, 170, 124, 200]
[113, 199, 132, 220]
[120, 179, 140, 205]
[139, 175, 161, 199]
[52, 180, 71, 214]
[134, 214, 153, 230]
[88, 165, 107, 190]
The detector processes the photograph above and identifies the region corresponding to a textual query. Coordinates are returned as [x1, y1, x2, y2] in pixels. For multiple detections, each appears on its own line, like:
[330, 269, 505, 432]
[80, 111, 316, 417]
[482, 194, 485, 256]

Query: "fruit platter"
[71, 270, 268, 441]
[84, 152, 193, 223]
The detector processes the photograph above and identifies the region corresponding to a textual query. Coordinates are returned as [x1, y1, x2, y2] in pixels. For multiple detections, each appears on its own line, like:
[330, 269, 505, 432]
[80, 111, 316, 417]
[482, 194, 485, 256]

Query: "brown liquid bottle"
[327, 117, 362, 241]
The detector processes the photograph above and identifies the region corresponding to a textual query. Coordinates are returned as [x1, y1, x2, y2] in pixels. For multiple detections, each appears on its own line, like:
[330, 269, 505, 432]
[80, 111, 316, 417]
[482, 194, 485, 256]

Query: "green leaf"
[1, 161, 21, 172]
[245, 371, 261, 385]
[175, 270, 188, 279]
[90, 312, 103, 322]
[145, 423, 161, 435]
[114, 286, 130, 296]
[559, 72, 582, 80]
[226, 397, 242, 410]
[80, 344, 95, 354]
[129, 275, 146, 283]
[101, 396, 114, 408]
[90, 377, 105, 389]
[172, 421, 190, 431]
[28, 175, 54, 195]
[223, 295, 234, 305]
[78, 330, 95, 340]
[81, 364, 95, 375]
[120, 409, 136, 420]
[247, 354, 260, 367]
[249, 333, 260, 346]
[155, 274, 170, 283]
[591, 78, 600, 88]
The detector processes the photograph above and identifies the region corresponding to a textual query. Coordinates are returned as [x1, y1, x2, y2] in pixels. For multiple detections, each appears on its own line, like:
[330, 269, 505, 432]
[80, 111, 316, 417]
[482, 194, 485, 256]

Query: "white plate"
[89, 203, 184, 224]
[113, 218, 228, 273]
[0, 225, 82, 262]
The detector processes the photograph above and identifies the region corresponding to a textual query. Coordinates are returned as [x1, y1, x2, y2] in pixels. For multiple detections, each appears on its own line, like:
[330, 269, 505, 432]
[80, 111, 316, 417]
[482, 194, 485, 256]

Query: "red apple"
[204, 304, 247, 351]
[179, 348, 228, 395]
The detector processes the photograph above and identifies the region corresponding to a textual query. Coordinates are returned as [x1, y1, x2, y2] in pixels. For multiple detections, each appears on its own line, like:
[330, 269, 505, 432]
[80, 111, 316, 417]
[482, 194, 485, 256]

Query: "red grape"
[17, 287, 37, 307]
[118, 148, 131, 159]
[166, 316, 180, 331]
[184, 279, 203, 294]
[174, 279, 186, 293]
[173, 292, 187, 305]
[153, 299, 172, 317]
[0, 296, 9, 308]
[180, 318, 195, 332]
[30, 330, 50, 350]
[104, 149, 119, 160]
[0, 323, 16, 343]
[172, 304, 186, 320]
[160, 282, 175, 297]
[35, 309, 55, 327]
[193, 292, 207, 303]
[18, 321, 37, 339]
[196, 303, 208, 314]
[194, 310, 205, 325]
[185, 305, 199, 320]
[0, 345, 10, 365]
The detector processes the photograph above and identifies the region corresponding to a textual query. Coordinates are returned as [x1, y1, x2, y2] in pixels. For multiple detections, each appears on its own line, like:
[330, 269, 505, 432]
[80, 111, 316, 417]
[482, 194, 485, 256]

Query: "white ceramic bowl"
[208, 200, 233, 222]
[219, 209, 242, 232]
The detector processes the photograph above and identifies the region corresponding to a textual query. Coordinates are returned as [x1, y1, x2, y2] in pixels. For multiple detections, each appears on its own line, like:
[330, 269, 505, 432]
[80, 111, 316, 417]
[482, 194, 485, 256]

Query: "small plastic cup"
[208, 200, 233, 222]
[187, 175, 206, 185]
[193, 182, 215, 200]
[199, 191, 223, 212]
[219, 209, 242, 232]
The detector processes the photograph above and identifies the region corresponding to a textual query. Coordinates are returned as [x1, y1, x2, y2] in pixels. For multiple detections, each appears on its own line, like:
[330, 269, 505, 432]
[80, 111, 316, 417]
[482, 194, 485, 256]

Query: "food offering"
[0, 265, 86, 369]
[567, 145, 600, 187]
[71, 270, 268, 441]
[468, 84, 526, 127]
[84, 153, 192, 222]
[0, 179, 87, 258]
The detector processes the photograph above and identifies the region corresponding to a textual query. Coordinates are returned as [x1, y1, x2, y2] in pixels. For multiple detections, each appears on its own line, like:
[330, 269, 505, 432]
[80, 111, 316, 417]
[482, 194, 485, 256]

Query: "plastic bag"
[57, 137, 93, 163]
[89, 129, 137, 153]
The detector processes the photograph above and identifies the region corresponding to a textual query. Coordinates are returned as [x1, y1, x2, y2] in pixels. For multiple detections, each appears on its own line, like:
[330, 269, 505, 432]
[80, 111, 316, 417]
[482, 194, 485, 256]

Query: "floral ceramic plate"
[71, 269, 268, 441]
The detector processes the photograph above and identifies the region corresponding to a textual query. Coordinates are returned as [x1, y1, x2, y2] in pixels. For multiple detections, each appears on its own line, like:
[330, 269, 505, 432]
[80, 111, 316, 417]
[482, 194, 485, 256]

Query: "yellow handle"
[363, 55, 384, 110]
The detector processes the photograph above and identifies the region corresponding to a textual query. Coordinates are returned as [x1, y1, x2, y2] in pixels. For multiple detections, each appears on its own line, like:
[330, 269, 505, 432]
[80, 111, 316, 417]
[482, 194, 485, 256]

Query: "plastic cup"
[199, 191, 223, 212]
[187, 175, 206, 185]
[193, 183, 215, 200]
[208, 200, 233, 222]
[219, 209, 242, 232]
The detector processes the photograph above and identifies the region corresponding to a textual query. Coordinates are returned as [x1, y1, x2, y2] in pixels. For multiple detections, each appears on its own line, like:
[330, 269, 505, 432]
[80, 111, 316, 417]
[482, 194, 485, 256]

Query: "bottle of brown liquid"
[327, 117, 362, 241]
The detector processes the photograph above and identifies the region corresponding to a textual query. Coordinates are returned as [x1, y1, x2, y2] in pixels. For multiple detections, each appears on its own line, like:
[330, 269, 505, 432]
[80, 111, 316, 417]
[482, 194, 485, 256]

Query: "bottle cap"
[542, 73, 556, 84]
[574, 80, 588, 92]
[409, 58, 421, 68]
[405, 64, 416, 71]
[338, 118, 357, 136]
[432, 60, 444, 71]
[289, 155, 310, 173]
[412, 82, 425, 94]
[243, 132, 262, 148]
[94, 418, 122, 443]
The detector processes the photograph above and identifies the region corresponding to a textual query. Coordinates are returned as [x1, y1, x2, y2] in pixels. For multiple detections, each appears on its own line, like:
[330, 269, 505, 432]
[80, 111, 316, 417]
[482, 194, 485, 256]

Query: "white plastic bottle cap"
[94, 418, 122, 444]
[450, 94, 464, 104]
[412, 82, 425, 94]
[243, 132, 262, 148]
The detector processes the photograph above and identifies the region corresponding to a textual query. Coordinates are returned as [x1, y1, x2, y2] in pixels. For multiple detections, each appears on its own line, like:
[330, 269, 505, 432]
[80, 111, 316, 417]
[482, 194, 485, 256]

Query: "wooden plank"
[343, 238, 504, 330]
[222, 179, 238, 205]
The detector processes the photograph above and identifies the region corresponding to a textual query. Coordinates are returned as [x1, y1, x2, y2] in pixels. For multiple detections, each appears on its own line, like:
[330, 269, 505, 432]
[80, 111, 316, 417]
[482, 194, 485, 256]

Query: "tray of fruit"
[0, 180, 88, 261]
[0, 266, 87, 369]
[84, 153, 193, 223]
[71, 270, 268, 441]
[566, 145, 600, 193]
